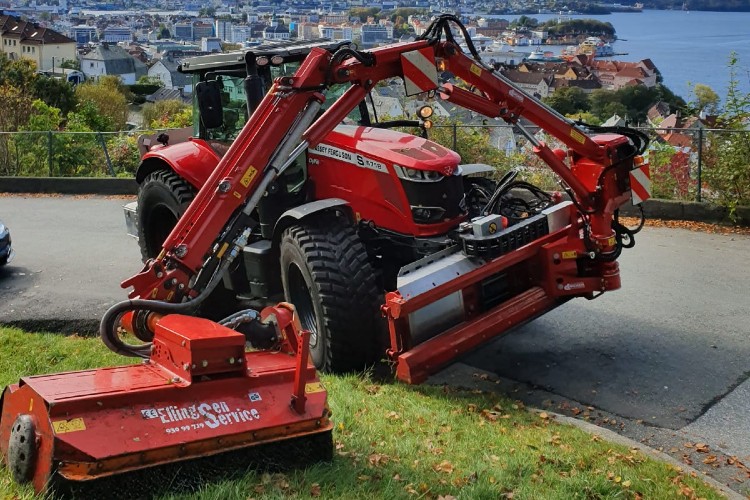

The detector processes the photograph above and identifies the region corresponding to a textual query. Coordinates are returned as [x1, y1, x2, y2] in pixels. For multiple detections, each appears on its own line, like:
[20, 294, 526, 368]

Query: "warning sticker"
[53, 418, 86, 434]
[305, 382, 326, 394]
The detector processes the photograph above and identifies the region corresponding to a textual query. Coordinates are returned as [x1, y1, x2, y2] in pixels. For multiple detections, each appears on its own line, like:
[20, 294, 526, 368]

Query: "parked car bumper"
[0, 221, 13, 266]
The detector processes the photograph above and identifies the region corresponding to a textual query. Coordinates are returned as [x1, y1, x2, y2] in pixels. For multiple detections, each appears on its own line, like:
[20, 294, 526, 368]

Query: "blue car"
[0, 220, 12, 266]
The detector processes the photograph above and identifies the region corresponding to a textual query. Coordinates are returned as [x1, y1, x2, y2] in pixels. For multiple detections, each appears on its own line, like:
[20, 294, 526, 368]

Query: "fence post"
[696, 128, 703, 203]
[47, 131, 53, 176]
[98, 132, 115, 177]
[452, 123, 457, 151]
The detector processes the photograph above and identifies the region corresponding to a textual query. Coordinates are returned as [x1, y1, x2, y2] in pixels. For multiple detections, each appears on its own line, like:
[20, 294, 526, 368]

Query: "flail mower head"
[0, 304, 332, 497]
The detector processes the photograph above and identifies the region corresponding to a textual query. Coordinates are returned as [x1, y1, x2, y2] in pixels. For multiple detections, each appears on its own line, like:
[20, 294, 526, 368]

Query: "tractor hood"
[320, 125, 461, 175]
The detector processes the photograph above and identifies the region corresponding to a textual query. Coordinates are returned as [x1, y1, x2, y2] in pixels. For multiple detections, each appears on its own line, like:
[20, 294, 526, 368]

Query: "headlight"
[411, 206, 446, 223]
[394, 165, 444, 183]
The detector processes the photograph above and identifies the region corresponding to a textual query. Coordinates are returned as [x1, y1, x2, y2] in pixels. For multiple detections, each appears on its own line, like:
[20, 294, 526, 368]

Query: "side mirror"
[196, 80, 224, 129]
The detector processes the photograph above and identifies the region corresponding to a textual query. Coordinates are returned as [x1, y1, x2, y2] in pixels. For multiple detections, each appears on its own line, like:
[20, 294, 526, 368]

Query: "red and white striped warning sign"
[401, 47, 438, 96]
[630, 162, 651, 205]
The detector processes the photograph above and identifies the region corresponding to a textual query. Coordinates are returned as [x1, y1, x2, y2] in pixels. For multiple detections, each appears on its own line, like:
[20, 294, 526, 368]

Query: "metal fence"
[1, 126, 748, 207]
[432, 124, 750, 206]
[0, 130, 140, 178]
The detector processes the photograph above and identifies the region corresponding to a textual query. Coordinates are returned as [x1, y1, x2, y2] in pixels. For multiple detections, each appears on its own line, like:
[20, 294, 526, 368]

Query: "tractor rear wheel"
[136, 169, 236, 319]
[279, 214, 383, 373]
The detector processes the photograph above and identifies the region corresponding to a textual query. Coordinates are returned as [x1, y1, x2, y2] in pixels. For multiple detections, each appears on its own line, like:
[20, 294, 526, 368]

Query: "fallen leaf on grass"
[309, 483, 321, 497]
[433, 460, 455, 474]
[368, 453, 390, 467]
[438, 495, 457, 500]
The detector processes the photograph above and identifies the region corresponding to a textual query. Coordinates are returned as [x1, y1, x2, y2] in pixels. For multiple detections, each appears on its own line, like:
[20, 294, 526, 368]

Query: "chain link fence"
[1, 126, 747, 208]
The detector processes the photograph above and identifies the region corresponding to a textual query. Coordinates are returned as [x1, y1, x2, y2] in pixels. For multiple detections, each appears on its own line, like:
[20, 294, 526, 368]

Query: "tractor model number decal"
[141, 400, 261, 434]
[310, 144, 388, 174]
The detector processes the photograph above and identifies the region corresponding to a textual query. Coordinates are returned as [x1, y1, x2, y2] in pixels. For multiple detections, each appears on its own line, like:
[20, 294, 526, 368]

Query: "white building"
[102, 26, 133, 43]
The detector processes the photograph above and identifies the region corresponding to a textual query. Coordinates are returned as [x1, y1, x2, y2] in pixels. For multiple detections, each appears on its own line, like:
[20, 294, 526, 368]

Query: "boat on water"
[525, 49, 564, 63]
[577, 37, 616, 57]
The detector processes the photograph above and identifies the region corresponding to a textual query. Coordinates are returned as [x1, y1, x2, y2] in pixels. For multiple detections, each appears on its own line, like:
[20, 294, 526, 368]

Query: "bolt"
[557, 284, 564, 290]
[553, 253, 560, 260]
[183, 363, 190, 371]
[174, 244, 188, 257]
[181, 340, 186, 347]
[156, 272, 163, 278]
[229, 357, 235, 364]
[202, 360, 208, 368]
[218, 180, 231, 193]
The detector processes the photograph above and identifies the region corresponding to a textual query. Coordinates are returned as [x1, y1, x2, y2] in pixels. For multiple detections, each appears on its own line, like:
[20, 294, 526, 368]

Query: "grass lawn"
[0, 327, 722, 499]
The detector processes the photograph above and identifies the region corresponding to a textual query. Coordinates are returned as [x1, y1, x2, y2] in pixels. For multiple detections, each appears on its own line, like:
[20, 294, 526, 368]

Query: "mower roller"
[0, 304, 332, 496]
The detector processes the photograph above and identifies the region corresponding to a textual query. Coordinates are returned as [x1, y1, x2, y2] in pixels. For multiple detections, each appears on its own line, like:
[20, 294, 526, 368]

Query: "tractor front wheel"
[279, 214, 383, 373]
[136, 169, 237, 319]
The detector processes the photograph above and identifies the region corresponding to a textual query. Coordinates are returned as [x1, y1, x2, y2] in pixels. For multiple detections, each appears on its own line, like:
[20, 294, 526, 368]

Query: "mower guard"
[0, 313, 332, 494]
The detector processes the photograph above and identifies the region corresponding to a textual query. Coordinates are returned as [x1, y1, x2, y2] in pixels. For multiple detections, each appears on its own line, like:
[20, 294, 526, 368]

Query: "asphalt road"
[1, 194, 749, 492]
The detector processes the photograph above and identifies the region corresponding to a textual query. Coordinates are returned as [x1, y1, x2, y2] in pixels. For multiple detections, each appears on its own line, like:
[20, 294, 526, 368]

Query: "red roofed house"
[0, 14, 76, 72]
[587, 59, 658, 90]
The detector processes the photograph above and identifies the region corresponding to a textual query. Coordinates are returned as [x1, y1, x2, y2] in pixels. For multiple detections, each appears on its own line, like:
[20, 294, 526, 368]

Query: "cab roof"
[178, 39, 350, 74]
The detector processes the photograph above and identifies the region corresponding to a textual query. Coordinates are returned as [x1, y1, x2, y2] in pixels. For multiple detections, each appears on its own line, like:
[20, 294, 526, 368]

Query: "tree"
[701, 53, 750, 210]
[142, 99, 192, 129]
[350, 7, 380, 22]
[75, 79, 129, 131]
[0, 53, 38, 94]
[60, 59, 80, 70]
[543, 87, 589, 116]
[33, 76, 78, 116]
[690, 83, 720, 115]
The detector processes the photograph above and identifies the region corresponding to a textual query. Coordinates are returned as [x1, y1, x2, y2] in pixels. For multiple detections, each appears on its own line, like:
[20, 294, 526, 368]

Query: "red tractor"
[121, 16, 650, 382]
[128, 39, 503, 372]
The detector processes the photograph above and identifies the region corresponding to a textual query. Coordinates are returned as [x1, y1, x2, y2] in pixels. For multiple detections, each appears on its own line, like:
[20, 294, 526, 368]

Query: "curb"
[0, 177, 137, 195]
[428, 363, 742, 499]
[619, 199, 750, 226]
[546, 411, 743, 500]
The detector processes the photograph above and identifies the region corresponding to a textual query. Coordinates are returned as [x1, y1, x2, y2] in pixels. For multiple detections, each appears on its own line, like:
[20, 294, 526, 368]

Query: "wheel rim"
[287, 263, 319, 350]
[145, 203, 180, 258]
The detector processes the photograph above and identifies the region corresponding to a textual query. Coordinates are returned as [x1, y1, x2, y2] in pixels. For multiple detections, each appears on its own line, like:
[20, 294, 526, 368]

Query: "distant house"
[587, 59, 658, 90]
[647, 101, 671, 125]
[0, 14, 76, 72]
[80, 43, 147, 84]
[147, 54, 192, 93]
[500, 69, 554, 98]
[263, 17, 290, 40]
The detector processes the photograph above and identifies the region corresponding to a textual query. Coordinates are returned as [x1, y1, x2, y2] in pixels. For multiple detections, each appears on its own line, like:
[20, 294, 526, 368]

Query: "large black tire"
[137, 170, 195, 262]
[279, 214, 383, 373]
[136, 169, 236, 319]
